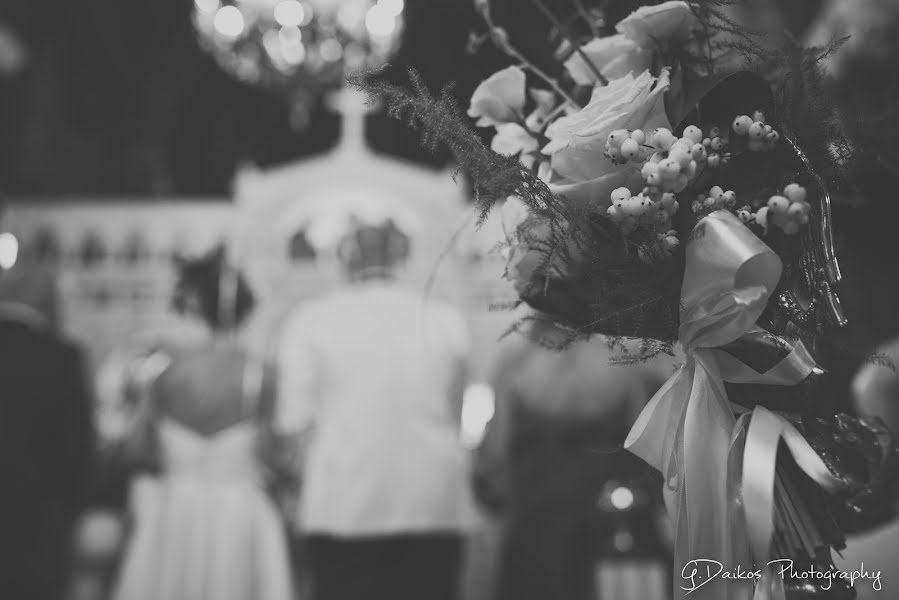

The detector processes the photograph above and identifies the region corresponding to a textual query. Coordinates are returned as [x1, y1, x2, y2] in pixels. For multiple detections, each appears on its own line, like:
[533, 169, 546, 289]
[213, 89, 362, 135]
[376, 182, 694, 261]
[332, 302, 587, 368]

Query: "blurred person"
[805, 0, 899, 414]
[275, 218, 474, 600]
[807, 0, 899, 80]
[109, 247, 295, 600]
[0, 263, 95, 600]
[68, 315, 221, 600]
[834, 340, 899, 599]
[474, 317, 675, 600]
[853, 339, 899, 437]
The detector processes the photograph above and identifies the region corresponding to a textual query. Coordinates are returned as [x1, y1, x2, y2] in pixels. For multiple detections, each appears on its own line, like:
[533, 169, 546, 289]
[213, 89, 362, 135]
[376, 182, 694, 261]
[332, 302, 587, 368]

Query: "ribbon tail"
[742, 406, 783, 566]
[624, 363, 692, 474]
[779, 420, 845, 495]
[743, 405, 848, 571]
[753, 566, 786, 600]
[728, 412, 752, 563]
[675, 355, 752, 600]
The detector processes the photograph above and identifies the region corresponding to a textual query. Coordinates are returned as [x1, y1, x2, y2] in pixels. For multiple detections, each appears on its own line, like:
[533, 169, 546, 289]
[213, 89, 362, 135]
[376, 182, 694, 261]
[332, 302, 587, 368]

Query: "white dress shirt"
[276, 281, 475, 536]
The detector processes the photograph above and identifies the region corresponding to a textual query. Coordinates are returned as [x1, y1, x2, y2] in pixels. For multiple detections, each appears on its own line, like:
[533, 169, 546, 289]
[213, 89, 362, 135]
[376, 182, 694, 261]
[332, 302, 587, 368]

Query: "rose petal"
[564, 34, 652, 85]
[467, 66, 527, 127]
[548, 169, 644, 209]
[616, 0, 699, 48]
[491, 122, 540, 157]
[543, 69, 671, 182]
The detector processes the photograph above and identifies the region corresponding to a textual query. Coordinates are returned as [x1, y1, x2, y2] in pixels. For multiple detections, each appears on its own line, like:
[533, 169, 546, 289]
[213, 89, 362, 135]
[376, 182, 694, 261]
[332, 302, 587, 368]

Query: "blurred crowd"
[3, 207, 898, 600]
[0, 217, 682, 600]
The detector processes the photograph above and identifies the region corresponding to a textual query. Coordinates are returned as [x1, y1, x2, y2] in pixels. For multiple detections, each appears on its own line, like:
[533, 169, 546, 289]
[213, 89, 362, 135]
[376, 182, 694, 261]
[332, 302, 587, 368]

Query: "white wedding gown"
[111, 418, 294, 600]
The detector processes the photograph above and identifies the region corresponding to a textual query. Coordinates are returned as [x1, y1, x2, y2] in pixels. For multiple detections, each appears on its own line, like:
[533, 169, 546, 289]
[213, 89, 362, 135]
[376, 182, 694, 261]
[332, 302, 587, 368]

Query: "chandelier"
[193, 0, 404, 127]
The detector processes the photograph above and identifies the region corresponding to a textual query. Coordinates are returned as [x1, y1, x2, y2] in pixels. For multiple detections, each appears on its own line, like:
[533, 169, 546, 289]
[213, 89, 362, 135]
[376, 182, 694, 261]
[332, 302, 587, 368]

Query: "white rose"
[564, 34, 652, 85]
[546, 169, 645, 207]
[541, 144, 631, 210]
[543, 68, 671, 187]
[616, 0, 699, 49]
[467, 66, 527, 128]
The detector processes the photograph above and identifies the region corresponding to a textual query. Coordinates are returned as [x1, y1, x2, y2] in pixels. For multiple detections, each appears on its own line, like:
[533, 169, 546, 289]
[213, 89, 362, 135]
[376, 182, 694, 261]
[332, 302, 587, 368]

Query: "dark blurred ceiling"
[0, 0, 557, 196]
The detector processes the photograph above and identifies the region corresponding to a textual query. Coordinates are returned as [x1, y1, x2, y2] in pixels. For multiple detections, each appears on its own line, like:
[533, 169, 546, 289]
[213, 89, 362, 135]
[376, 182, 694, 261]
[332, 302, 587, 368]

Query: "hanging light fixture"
[193, 0, 404, 128]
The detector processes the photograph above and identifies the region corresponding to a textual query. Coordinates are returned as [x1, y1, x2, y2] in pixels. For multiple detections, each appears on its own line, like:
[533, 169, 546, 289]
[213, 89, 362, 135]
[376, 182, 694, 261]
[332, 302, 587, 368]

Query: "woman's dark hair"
[172, 245, 255, 330]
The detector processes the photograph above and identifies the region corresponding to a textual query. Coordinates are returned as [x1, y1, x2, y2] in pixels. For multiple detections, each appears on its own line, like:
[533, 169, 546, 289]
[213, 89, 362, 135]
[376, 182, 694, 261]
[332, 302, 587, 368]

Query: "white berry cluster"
[605, 128, 650, 164]
[606, 186, 680, 262]
[731, 110, 780, 152]
[696, 125, 730, 168]
[733, 184, 810, 235]
[639, 127, 705, 194]
[690, 185, 736, 213]
[754, 183, 810, 234]
[605, 124, 732, 200]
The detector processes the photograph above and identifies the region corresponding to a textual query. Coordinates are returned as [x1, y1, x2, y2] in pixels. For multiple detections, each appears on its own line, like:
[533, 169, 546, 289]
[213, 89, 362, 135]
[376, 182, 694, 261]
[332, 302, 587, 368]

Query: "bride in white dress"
[111, 248, 295, 600]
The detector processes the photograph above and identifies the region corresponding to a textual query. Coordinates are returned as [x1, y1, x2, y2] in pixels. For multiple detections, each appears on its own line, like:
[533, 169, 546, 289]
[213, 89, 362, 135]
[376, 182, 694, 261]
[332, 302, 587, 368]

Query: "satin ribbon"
[623, 211, 829, 600]
[743, 404, 846, 600]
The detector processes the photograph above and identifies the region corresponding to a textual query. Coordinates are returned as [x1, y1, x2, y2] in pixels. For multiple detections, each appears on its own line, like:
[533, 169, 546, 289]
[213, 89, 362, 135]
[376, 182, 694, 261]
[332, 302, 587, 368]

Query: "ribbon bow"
[624, 211, 842, 600]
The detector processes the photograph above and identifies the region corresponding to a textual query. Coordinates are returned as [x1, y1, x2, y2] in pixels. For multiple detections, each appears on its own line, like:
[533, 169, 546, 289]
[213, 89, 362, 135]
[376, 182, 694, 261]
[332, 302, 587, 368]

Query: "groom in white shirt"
[275, 217, 474, 600]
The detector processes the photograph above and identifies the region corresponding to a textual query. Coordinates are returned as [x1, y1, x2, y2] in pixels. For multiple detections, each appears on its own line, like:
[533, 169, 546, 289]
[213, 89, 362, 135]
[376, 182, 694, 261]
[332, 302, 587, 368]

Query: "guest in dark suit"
[0, 265, 95, 600]
[475, 318, 675, 600]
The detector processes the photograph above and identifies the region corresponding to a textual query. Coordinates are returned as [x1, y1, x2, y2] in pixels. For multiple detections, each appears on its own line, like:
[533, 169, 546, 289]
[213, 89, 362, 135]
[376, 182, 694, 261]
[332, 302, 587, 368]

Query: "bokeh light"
[460, 382, 495, 449]
[194, 0, 220, 13]
[613, 530, 634, 552]
[273, 0, 305, 27]
[365, 5, 396, 37]
[378, 0, 403, 18]
[0, 233, 19, 270]
[320, 38, 343, 63]
[213, 5, 245, 39]
[610, 486, 635, 511]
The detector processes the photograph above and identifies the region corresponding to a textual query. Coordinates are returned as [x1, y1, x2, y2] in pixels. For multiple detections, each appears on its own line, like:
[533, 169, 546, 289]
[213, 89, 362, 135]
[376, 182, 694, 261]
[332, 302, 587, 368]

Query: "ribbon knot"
[623, 211, 837, 600]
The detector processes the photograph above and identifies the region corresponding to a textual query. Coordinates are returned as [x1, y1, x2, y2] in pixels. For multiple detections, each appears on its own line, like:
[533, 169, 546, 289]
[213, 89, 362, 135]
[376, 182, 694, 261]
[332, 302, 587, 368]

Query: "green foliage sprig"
[349, 70, 562, 225]
[352, 68, 684, 345]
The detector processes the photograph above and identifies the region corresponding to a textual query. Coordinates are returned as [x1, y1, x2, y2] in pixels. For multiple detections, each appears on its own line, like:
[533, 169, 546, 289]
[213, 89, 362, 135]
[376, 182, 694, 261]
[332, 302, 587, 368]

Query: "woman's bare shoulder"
[154, 343, 247, 401]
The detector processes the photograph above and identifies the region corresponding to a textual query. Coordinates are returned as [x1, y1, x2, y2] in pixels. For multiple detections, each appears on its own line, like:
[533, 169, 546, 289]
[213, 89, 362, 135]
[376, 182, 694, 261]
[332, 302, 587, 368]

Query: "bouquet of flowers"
[356, 1, 896, 598]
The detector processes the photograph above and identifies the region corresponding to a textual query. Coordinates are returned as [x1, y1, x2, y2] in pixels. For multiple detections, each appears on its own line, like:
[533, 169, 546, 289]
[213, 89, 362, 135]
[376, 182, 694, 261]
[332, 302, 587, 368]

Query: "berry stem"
[573, 0, 600, 38]
[529, 0, 609, 86]
[478, 0, 581, 110]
